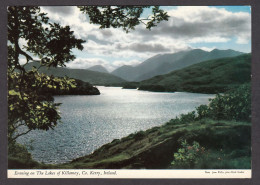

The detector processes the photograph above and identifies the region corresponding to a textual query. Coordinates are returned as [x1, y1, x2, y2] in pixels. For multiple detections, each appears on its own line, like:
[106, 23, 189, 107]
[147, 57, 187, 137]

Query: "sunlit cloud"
[40, 6, 251, 70]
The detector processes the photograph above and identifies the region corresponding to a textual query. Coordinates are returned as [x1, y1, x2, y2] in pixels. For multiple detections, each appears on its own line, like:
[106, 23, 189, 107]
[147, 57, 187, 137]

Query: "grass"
[8, 143, 39, 169]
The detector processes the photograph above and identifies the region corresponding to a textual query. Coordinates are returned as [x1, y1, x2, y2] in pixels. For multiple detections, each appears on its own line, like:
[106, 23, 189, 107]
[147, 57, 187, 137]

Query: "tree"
[8, 6, 169, 143]
[196, 83, 251, 122]
[8, 6, 85, 142]
[78, 6, 169, 32]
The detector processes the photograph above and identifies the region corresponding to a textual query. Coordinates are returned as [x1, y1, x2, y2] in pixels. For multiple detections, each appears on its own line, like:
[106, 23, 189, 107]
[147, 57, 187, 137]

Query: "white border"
[8, 169, 251, 178]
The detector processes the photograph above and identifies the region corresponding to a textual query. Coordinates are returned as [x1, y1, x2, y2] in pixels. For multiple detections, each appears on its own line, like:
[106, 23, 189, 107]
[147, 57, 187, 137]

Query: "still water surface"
[17, 86, 214, 164]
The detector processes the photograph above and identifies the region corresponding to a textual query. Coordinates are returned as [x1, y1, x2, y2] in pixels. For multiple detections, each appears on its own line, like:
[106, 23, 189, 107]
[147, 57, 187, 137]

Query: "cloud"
[137, 6, 251, 44]
[40, 6, 251, 70]
[19, 57, 27, 65]
[42, 6, 74, 16]
[116, 43, 171, 53]
[112, 59, 142, 68]
[66, 57, 143, 71]
[193, 46, 216, 52]
[41, 6, 98, 40]
[100, 29, 113, 37]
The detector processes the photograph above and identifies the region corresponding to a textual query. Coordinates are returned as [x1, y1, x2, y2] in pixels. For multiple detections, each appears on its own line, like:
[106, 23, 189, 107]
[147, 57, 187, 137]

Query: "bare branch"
[11, 129, 32, 142]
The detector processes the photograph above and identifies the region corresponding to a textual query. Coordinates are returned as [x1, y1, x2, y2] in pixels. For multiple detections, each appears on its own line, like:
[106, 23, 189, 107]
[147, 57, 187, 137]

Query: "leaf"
[9, 90, 20, 96]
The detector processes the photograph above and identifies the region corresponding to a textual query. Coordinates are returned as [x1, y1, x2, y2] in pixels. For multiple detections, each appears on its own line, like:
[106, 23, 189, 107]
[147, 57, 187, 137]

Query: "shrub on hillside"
[196, 83, 251, 122]
[170, 140, 251, 169]
[171, 140, 206, 168]
[180, 111, 197, 123]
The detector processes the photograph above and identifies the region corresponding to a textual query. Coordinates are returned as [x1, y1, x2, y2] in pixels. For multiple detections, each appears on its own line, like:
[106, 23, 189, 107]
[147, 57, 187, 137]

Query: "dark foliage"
[196, 83, 251, 122]
[78, 6, 169, 33]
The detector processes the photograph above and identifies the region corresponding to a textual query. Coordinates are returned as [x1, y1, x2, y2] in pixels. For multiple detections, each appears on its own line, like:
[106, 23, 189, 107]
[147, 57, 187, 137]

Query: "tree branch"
[11, 129, 32, 142]
[18, 47, 33, 62]
[13, 122, 26, 130]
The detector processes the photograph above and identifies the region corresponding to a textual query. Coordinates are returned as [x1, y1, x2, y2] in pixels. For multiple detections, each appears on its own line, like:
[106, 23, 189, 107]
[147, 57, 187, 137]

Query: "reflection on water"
[17, 86, 214, 164]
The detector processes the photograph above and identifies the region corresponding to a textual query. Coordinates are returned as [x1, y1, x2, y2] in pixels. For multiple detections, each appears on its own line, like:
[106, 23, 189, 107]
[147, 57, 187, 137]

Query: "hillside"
[135, 54, 251, 94]
[57, 119, 250, 169]
[111, 65, 137, 81]
[112, 49, 244, 82]
[24, 62, 126, 85]
[87, 65, 109, 73]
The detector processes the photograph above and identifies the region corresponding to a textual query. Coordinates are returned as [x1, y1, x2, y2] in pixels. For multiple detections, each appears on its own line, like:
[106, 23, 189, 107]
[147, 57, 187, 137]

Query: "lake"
[17, 86, 214, 164]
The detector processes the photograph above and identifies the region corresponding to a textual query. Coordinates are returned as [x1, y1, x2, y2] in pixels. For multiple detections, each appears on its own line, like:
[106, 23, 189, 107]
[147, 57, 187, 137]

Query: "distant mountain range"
[24, 49, 246, 88]
[87, 65, 109, 73]
[111, 49, 244, 82]
[134, 54, 251, 94]
[24, 62, 126, 86]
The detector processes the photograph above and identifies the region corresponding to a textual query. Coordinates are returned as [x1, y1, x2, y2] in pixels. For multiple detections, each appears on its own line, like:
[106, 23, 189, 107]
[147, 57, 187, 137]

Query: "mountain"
[111, 65, 137, 81]
[128, 54, 251, 94]
[111, 49, 244, 82]
[111, 54, 167, 81]
[87, 65, 109, 73]
[24, 62, 126, 85]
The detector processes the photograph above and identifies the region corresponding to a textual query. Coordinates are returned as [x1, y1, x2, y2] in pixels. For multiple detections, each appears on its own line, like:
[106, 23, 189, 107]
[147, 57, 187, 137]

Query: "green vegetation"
[196, 83, 250, 122]
[9, 84, 250, 169]
[56, 120, 250, 169]
[171, 140, 206, 168]
[171, 140, 250, 169]
[134, 54, 251, 93]
[122, 82, 139, 89]
[8, 142, 39, 169]
[38, 78, 100, 96]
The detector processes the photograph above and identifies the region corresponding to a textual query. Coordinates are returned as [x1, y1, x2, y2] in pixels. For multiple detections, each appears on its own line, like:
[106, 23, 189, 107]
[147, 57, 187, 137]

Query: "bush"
[134, 130, 146, 140]
[180, 111, 197, 123]
[171, 140, 206, 168]
[170, 140, 251, 169]
[166, 117, 181, 126]
[196, 105, 210, 120]
[196, 83, 251, 122]
[166, 111, 197, 126]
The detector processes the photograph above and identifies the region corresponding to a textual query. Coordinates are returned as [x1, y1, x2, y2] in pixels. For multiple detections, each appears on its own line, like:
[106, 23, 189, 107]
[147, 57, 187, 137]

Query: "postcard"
[6, 5, 252, 179]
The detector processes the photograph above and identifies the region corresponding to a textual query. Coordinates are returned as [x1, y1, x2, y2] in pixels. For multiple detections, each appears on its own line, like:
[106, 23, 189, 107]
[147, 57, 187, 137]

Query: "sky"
[37, 6, 251, 71]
